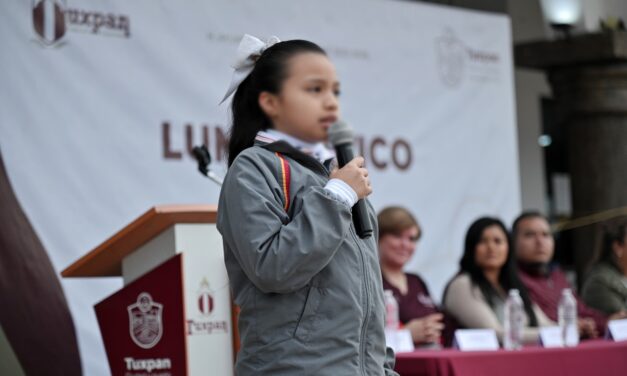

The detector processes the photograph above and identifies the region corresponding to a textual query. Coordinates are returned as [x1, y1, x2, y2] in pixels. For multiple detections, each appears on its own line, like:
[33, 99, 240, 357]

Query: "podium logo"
[32, 0, 67, 46]
[186, 278, 229, 336]
[197, 278, 214, 316]
[128, 292, 163, 349]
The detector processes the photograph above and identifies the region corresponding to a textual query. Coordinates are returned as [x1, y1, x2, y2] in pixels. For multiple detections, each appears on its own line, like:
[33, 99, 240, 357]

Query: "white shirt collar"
[256, 129, 335, 164]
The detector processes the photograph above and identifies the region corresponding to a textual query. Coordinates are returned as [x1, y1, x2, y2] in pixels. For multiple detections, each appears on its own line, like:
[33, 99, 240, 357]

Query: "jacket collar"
[257, 140, 329, 176]
[255, 129, 335, 164]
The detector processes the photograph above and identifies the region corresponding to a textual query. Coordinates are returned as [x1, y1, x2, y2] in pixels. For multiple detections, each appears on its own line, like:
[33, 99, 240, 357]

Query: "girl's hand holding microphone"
[330, 156, 372, 199]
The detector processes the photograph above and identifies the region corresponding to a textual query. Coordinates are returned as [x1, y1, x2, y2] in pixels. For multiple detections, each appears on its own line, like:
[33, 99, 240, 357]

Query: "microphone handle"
[353, 199, 373, 238]
[334, 144, 373, 239]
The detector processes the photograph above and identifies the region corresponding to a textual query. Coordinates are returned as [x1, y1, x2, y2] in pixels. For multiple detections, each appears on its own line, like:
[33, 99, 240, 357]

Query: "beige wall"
[507, 0, 550, 213]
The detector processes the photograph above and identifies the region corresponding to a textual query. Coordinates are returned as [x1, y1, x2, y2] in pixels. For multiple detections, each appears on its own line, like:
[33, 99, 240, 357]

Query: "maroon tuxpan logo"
[32, 0, 67, 46]
[31, 0, 131, 47]
[127, 292, 163, 349]
[186, 277, 229, 336]
[197, 278, 214, 316]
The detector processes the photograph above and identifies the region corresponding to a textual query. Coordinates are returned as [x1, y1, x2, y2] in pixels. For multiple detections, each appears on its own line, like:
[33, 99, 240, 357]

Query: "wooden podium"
[62, 205, 235, 375]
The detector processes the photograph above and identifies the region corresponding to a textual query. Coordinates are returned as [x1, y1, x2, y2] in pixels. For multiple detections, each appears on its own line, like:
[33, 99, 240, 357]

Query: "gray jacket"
[217, 141, 397, 375]
[582, 261, 627, 315]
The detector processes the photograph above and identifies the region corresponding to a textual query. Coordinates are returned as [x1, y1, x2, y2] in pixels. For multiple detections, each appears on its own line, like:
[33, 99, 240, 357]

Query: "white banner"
[0, 0, 519, 374]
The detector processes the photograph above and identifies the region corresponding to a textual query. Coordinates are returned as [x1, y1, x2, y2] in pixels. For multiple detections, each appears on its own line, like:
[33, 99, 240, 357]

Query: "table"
[394, 340, 627, 376]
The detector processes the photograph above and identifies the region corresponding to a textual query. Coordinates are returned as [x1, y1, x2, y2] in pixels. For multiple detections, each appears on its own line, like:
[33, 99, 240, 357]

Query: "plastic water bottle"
[558, 288, 579, 347]
[503, 289, 524, 350]
[384, 290, 400, 330]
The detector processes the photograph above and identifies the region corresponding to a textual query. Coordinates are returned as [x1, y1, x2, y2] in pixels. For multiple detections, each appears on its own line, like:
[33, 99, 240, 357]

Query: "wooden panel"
[61, 204, 217, 277]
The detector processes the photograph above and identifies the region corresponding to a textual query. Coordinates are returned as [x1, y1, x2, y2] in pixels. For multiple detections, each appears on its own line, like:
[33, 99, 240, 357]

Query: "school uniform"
[217, 136, 397, 375]
[382, 273, 440, 323]
[383, 273, 461, 347]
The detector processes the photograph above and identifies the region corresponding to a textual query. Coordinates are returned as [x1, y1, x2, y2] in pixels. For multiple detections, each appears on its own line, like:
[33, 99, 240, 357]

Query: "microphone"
[328, 121, 373, 239]
[192, 145, 211, 176]
[192, 145, 224, 186]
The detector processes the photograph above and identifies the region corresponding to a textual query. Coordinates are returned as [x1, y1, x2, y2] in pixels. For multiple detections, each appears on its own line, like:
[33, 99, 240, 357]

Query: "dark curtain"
[0, 149, 81, 375]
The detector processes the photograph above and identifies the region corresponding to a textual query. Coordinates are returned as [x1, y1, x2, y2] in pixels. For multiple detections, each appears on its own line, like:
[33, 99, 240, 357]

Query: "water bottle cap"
[509, 289, 520, 296]
[562, 288, 572, 295]
[384, 289, 394, 297]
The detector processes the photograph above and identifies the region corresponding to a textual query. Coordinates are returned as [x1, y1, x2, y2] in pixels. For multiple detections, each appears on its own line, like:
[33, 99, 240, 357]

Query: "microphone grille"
[328, 120, 354, 146]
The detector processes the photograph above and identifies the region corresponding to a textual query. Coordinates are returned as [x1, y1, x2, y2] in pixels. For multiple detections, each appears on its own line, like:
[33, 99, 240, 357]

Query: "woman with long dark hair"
[442, 217, 554, 344]
[582, 220, 627, 316]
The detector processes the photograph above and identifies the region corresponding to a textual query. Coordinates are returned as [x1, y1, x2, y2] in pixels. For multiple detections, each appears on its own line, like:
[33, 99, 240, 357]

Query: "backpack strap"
[260, 140, 328, 176]
[274, 152, 291, 212]
[260, 140, 328, 213]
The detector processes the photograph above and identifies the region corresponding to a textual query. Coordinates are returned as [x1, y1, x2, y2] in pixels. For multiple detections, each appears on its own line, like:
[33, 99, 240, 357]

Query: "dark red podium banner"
[95, 254, 186, 376]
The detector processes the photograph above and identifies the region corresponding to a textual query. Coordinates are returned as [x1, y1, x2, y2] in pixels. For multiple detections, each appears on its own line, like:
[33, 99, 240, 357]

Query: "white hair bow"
[220, 34, 281, 104]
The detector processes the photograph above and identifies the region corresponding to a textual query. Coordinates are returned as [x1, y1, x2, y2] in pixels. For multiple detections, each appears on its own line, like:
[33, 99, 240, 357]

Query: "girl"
[442, 217, 554, 345]
[217, 35, 397, 375]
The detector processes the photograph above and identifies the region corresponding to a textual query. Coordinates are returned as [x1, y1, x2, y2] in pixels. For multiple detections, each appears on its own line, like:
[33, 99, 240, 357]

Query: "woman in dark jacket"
[582, 220, 627, 316]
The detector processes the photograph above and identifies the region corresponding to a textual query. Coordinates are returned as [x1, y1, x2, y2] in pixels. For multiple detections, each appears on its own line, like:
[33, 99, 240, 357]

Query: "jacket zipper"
[351, 228, 370, 375]
[273, 146, 371, 371]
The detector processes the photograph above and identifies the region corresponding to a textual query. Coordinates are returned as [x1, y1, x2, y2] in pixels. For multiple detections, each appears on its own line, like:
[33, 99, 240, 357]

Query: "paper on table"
[385, 328, 415, 353]
[608, 319, 627, 342]
[453, 329, 499, 351]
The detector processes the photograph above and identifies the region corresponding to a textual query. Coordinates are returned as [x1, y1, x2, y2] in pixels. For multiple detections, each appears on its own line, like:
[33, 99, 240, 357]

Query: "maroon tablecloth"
[395, 340, 627, 376]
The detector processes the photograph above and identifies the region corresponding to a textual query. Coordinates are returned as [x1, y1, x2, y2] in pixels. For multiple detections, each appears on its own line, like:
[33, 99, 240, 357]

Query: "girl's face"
[474, 225, 509, 272]
[379, 226, 420, 269]
[261, 52, 340, 142]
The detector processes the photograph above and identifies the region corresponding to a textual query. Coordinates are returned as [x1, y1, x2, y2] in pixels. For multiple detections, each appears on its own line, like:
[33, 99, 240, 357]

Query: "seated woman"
[582, 220, 627, 316]
[378, 206, 445, 347]
[442, 217, 554, 344]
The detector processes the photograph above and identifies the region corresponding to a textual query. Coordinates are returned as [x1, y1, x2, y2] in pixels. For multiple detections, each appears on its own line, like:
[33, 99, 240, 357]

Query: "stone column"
[515, 31, 627, 283]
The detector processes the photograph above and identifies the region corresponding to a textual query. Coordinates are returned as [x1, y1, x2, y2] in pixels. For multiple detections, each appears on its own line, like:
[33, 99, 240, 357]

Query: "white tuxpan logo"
[127, 292, 163, 349]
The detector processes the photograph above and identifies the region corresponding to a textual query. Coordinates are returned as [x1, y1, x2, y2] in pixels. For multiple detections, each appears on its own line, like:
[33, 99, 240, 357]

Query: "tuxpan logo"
[436, 28, 465, 88]
[32, 0, 67, 46]
[186, 278, 229, 336]
[435, 28, 501, 88]
[128, 292, 163, 349]
[31, 0, 131, 47]
[197, 278, 214, 316]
